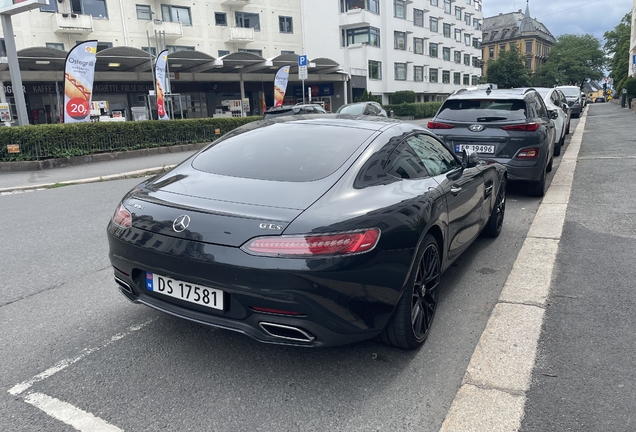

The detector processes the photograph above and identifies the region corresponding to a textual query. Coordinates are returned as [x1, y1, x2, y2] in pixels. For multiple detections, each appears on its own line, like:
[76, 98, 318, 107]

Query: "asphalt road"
[0, 121, 577, 431]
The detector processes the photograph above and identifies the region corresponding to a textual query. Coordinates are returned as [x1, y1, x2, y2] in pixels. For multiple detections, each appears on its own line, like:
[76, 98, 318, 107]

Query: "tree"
[485, 45, 531, 88]
[604, 12, 631, 90]
[537, 34, 606, 86]
[391, 90, 416, 104]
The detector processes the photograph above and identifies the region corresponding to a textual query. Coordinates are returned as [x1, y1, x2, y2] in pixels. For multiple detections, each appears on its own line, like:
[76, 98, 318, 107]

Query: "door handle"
[450, 186, 462, 195]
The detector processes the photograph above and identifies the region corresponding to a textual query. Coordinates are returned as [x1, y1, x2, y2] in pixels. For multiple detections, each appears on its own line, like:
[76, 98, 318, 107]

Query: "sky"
[483, 0, 633, 44]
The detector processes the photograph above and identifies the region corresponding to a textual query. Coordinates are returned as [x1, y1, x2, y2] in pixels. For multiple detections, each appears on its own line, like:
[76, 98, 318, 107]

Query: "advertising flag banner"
[155, 50, 170, 120]
[63, 40, 98, 123]
[273, 65, 290, 107]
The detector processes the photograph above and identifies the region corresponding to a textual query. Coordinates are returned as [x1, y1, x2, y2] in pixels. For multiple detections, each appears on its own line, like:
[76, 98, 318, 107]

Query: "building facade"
[481, 3, 555, 77]
[302, 0, 484, 104]
[629, 0, 636, 77]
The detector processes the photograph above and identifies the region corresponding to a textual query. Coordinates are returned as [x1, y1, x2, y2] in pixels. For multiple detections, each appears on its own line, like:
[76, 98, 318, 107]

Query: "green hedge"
[383, 102, 442, 119]
[0, 117, 261, 162]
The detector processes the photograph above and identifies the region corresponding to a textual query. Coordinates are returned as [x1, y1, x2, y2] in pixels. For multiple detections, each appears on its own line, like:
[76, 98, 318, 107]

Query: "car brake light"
[112, 203, 132, 228]
[241, 228, 381, 257]
[516, 148, 540, 159]
[250, 307, 304, 316]
[427, 121, 455, 129]
[501, 123, 540, 131]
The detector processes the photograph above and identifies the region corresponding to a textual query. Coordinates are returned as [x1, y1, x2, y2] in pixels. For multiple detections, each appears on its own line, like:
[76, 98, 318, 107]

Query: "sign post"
[298, 55, 308, 104]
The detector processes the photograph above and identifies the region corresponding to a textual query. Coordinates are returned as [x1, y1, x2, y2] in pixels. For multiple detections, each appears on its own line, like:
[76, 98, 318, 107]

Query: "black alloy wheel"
[381, 234, 441, 349]
[483, 180, 506, 238]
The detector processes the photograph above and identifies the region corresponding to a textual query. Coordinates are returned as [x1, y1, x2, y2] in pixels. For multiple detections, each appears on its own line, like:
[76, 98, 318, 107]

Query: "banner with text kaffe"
[155, 50, 170, 120]
[63, 40, 98, 123]
[273, 65, 290, 107]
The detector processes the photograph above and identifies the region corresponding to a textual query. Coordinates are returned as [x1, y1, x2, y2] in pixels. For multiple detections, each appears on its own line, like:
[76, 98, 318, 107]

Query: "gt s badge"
[259, 223, 283, 230]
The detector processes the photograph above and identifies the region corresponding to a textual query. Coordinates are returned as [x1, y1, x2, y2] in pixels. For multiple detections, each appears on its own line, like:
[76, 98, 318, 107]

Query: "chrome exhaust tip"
[259, 322, 315, 343]
[115, 276, 133, 294]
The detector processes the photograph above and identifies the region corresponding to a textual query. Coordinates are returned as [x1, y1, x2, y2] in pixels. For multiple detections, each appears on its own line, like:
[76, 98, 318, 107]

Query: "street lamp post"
[0, 0, 49, 126]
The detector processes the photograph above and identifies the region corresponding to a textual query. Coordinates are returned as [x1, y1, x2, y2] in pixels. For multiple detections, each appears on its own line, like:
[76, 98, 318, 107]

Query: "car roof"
[247, 113, 406, 132]
[448, 88, 538, 100]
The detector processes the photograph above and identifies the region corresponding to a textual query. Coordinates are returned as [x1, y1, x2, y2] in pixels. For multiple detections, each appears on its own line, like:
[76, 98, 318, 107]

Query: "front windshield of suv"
[436, 99, 527, 122]
[559, 87, 581, 97]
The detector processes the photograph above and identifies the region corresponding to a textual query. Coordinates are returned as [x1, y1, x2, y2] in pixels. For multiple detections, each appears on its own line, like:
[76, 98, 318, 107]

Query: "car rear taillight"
[241, 228, 381, 257]
[250, 307, 304, 316]
[427, 121, 455, 129]
[516, 148, 540, 159]
[112, 203, 132, 228]
[501, 123, 540, 131]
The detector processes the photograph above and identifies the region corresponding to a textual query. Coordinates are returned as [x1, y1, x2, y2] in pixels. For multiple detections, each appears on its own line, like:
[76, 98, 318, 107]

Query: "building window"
[218, 50, 230, 57]
[465, 34, 471, 46]
[235, 11, 260, 30]
[394, 31, 406, 50]
[525, 40, 533, 53]
[489, 46, 494, 58]
[473, 38, 480, 49]
[472, 56, 480, 67]
[40, 1, 57, 12]
[395, 63, 407, 80]
[525, 57, 532, 69]
[455, 6, 462, 20]
[444, 0, 451, 14]
[430, 17, 438, 32]
[343, 0, 380, 14]
[429, 42, 438, 58]
[414, 9, 424, 27]
[142, 46, 157, 55]
[454, 51, 461, 63]
[368, 0, 380, 13]
[414, 37, 424, 54]
[46, 42, 65, 51]
[430, 68, 438, 83]
[281, 50, 295, 54]
[394, 0, 406, 19]
[464, 54, 470, 65]
[215, 12, 227, 26]
[94, 42, 112, 52]
[472, 76, 478, 85]
[473, 18, 481, 30]
[453, 72, 461, 84]
[465, 12, 471, 25]
[443, 23, 451, 38]
[162, 5, 192, 26]
[136, 4, 152, 20]
[71, 0, 108, 19]
[369, 60, 382, 79]
[430, 0, 438, 6]
[466, 0, 471, 5]
[238, 48, 263, 56]
[475, 1, 481, 11]
[414, 65, 424, 81]
[443, 47, 450, 61]
[166, 45, 195, 53]
[442, 70, 450, 83]
[463, 74, 470, 85]
[279, 16, 293, 33]
[346, 26, 381, 47]
[500, 44, 506, 52]
[455, 28, 462, 42]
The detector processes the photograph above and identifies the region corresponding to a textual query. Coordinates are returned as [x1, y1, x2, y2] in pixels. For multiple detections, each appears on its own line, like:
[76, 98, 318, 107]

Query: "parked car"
[336, 101, 387, 117]
[594, 97, 606, 103]
[428, 87, 556, 197]
[263, 104, 326, 119]
[107, 116, 506, 349]
[556, 86, 584, 118]
[534, 87, 570, 156]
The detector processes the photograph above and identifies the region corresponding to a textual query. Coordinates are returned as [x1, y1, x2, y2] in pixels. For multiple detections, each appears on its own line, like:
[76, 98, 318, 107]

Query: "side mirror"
[562, 103, 569, 112]
[462, 149, 480, 168]
[548, 110, 558, 120]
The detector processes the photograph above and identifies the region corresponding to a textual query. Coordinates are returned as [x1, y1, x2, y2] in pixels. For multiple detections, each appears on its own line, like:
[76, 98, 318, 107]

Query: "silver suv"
[428, 88, 557, 197]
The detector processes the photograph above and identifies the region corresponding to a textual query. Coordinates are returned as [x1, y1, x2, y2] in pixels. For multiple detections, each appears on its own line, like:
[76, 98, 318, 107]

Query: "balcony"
[223, 26, 255, 44]
[53, 13, 93, 35]
[221, 0, 250, 7]
[340, 8, 380, 29]
[148, 20, 183, 39]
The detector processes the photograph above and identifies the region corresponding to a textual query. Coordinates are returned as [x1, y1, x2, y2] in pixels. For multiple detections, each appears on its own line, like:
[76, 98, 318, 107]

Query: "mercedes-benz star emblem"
[173, 215, 191, 233]
[469, 124, 485, 132]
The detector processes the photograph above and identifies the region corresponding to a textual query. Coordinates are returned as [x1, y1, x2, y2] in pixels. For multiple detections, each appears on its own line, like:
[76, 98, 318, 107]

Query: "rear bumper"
[482, 157, 544, 182]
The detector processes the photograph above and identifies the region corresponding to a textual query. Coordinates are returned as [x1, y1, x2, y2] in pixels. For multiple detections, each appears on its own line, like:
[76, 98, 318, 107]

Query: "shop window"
[394, 63, 407, 81]
[368, 60, 382, 80]
[236, 11, 260, 31]
[46, 42, 65, 51]
[215, 12, 227, 26]
[279, 16, 293, 33]
[346, 26, 380, 47]
[218, 50, 230, 57]
[40, 1, 57, 12]
[162, 5, 192, 26]
[71, 0, 108, 19]
[136, 4, 152, 20]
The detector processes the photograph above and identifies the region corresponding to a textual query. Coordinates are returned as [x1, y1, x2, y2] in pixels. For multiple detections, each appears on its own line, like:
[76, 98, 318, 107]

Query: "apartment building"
[0, 0, 347, 123]
[303, 0, 484, 104]
[630, 0, 636, 77]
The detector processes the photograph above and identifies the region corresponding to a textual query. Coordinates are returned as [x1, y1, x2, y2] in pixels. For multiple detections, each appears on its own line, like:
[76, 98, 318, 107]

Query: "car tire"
[527, 166, 546, 197]
[380, 234, 440, 350]
[546, 154, 553, 172]
[565, 120, 570, 135]
[482, 179, 506, 238]
[554, 135, 563, 156]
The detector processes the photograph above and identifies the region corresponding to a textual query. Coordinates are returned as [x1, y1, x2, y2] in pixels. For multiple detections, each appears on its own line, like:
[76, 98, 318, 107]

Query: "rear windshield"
[436, 99, 527, 122]
[337, 104, 365, 115]
[192, 123, 375, 182]
[559, 87, 580, 97]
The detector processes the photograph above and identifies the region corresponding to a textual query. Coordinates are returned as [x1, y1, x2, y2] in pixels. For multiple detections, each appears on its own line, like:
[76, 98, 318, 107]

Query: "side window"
[534, 94, 547, 118]
[525, 97, 536, 119]
[384, 142, 429, 179]
[406, 134, 459, 176]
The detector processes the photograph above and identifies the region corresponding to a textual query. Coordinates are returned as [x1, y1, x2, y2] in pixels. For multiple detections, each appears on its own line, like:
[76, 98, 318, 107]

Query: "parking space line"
[439, 112, 588, 431]
[24, 392, 122, 432]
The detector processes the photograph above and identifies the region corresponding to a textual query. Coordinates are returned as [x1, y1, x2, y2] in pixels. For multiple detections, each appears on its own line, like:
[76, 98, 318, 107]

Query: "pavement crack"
[461, 381, 526, 398]
[498, 300, 547, 309]
[0, 282, 67, 308]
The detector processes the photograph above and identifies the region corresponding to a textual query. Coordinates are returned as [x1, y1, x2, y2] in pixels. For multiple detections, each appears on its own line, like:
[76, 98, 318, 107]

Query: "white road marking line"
[440, 113, 587, 431]
[24, 392, 122, 432]
[8, 318, 155, 396]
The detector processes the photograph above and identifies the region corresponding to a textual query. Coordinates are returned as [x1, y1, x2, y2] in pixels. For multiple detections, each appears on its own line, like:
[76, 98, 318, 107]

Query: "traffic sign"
[604, 77, 609, 83]
[298, 65, 308, 80]
[298, 55, 307, 67]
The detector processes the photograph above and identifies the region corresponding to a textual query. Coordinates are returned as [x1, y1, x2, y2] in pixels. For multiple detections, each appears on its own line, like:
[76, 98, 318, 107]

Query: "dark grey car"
[428, 88, 556, 197]
[556, 86, 584, 118]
